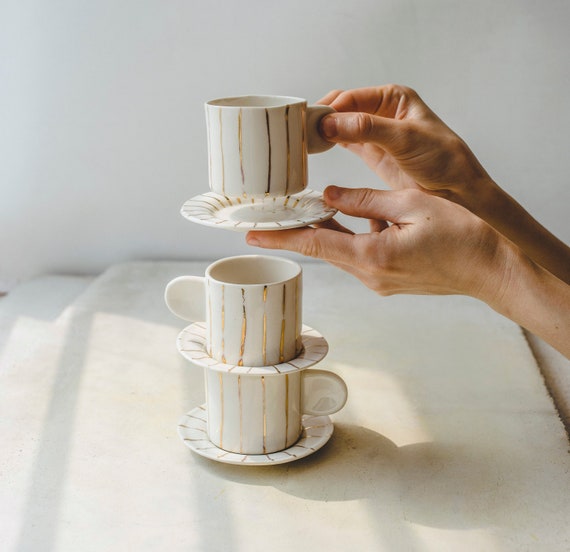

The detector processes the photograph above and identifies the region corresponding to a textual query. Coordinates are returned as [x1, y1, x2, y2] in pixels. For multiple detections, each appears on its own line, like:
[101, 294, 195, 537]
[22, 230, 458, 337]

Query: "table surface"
[1, 261, 569, 552]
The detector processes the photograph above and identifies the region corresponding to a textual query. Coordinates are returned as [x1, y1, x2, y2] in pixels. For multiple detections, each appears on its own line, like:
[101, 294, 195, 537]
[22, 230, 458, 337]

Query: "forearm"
[457, 178, 570, 284]
[478, 240, 570, 358]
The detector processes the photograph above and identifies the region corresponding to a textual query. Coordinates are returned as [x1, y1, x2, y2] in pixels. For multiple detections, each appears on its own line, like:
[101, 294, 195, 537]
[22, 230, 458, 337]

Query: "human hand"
[315, 85, 570, 286]
[317, 85, 491, 204]
[246, 186, 509, 300]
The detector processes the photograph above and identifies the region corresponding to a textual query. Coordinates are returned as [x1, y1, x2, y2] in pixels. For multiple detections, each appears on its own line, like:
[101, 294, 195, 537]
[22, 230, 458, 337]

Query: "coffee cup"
[205, 95, 335, 198]
[204, 366, 347, 454]
[165, 255, 302, 367]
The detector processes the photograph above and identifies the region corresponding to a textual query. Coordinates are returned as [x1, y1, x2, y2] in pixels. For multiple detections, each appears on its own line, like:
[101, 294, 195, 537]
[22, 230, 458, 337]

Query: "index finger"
[316, 89, 344, 106]
[246, 226, 360, 264]
[328, 85, 421, 119]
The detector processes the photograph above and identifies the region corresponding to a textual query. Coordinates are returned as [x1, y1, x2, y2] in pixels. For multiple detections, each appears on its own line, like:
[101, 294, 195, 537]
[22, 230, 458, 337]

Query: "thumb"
[320, 112, 398, 145]
[324, 186, 415, 223]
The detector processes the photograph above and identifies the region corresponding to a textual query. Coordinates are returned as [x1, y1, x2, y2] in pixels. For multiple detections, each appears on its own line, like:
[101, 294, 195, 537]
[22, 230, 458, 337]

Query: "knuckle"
[384, 83, 418, 101]
[400, 120, 422, 144]
[334, 89, 358, 110]
[377, 287, 395, 297]
[393, 120, 430, 154]
[354, 112, 374, 139]
[353, 235, 398, 296]
[329, 88, 344, 98]
[322, 89, 345, 106]
[361, 272, 392, 296]
[448, 135, 471, 159]
[400, 84, 419, 99]
[354, 187, 380, 211]
[357, 235, 389, 274]
[296, 229, 325, 259]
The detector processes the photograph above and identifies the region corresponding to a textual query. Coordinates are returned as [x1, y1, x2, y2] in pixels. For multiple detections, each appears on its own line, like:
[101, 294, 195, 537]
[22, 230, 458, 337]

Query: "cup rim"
[206, 255, 301, 286]
[206, 95, 307, 109]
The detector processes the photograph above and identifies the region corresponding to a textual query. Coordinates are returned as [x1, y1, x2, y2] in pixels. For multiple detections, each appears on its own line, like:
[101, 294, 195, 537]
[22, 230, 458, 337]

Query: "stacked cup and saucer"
[166, 95, 347, 465]
[181, 95, 338, 231]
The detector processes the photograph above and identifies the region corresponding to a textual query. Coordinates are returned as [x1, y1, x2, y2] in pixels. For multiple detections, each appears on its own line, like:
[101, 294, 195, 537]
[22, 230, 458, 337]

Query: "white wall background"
[1, 0, 569, 289]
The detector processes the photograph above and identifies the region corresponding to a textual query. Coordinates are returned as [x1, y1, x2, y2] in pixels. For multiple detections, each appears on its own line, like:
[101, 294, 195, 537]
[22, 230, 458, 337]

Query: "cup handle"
[164, 276, 206, 322]
[301, 369, 348, 416]
[306, 105, 336, 154]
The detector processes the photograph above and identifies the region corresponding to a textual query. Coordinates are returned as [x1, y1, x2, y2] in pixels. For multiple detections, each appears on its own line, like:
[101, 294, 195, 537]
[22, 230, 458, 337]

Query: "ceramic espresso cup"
[204, 367, 347, 454]
[165, 255, 302, 367]
[205, 95, 335, 198]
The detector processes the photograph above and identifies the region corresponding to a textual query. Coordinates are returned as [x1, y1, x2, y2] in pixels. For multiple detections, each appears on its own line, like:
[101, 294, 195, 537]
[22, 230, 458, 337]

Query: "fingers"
[319, 112, 400, 147]
[312, 217, 354, 234]
[324, 186, 415, 223]
[316, 89, 344, 106]
[245, 187, 414, 260]
[246, 226, 359, 263]
[327, 85, 423, 117]
[316, 85, 433, 154]
[245, 187, 417, 263]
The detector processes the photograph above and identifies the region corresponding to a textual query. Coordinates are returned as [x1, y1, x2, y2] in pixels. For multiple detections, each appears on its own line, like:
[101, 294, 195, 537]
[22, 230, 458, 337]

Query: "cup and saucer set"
[181, 95, 338, 231]
[165, 96, 348, 466]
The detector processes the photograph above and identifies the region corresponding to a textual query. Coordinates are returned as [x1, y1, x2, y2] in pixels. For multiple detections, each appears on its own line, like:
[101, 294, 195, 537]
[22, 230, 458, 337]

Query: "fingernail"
[319, 115, 337, 139]
[325, 185, 341, 201]
[246, 234, 260, 246]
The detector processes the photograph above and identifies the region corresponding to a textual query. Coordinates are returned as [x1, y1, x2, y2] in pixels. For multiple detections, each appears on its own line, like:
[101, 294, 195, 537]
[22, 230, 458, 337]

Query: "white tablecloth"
[1, 261, 569, 551]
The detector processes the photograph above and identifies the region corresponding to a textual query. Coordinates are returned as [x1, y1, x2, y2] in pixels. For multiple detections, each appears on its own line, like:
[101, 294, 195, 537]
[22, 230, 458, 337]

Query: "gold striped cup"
[205, 95, 335, 198]
[165, 255, 302, 367]
[204, 368, 347, 455]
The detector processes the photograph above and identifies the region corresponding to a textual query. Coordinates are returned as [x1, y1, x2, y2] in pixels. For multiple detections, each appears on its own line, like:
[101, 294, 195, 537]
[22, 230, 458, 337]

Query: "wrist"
[474, 235, 527, 308]
[475, 238, 570, 357]
[450, 175, 501, 219]
[456, 176, 570, 285]
[464, 225, 519, 306]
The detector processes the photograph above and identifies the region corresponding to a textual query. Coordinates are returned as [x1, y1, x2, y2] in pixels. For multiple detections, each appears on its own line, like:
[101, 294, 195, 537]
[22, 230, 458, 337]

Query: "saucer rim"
[177, 323, 329, 374]
[180, 189, 337, 232]
[177, 404, 334, 466]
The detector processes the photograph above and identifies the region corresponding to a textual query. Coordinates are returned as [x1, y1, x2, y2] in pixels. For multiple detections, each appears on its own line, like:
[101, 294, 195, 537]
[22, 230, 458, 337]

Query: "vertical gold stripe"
[219, 109, 225, 194]
[238, 108, 245, 194]
[262, 376, 267, 453]
[265, 108, 271, 195]
[219, 372, 224, 450]
[279, 284, 286, 363]
[262, 285, 268, 365]
[238, 288, 246, 366]
[238, 375, 243, 453]
[280, 320, 286, 363]
[285, 373, 289, 447]
[285, 105, 290, 196]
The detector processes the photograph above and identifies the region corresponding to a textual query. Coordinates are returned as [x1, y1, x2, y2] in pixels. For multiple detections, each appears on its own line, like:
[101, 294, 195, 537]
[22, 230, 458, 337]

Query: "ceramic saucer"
[178, 405, 333, 465]
[180, 189, 337, 231]
[177, 323, 328, 374]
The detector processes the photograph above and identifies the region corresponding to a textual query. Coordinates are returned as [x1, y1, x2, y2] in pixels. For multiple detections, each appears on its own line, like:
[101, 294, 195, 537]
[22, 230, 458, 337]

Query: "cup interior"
[207, 95, 305, 108]
[208, 255, 300, 285]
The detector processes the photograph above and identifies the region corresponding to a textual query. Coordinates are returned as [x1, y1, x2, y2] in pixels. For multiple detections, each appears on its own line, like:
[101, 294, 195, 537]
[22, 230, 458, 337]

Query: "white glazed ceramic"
[205, 95, 335, 198]
[177, 322, 329, 374]
[165, 255, 302, 367]
[203, 367, 346, 455]
[180, 189, 337, 231]
[178, 405, 334, 465]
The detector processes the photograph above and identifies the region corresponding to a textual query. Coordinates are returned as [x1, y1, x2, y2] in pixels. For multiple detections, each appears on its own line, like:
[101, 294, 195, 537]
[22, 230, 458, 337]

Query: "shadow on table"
[196, 422, 527, 531]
